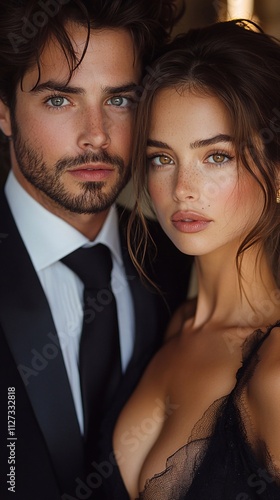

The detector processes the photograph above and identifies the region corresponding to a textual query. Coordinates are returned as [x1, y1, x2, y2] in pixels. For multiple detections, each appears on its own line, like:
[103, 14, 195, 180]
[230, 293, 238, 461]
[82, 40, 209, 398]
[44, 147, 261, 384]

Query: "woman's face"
[147, 88, 264, 257]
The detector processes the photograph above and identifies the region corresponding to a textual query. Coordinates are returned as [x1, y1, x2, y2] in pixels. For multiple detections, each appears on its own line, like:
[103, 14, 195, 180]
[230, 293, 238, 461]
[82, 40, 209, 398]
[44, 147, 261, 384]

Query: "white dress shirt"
[5, 172, 135, 433]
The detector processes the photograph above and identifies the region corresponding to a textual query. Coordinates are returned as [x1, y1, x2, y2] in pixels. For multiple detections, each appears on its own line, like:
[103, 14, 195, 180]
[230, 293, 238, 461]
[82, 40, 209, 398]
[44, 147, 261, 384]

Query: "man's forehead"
[22, 26, 87, 88]
[21, 25, 140, 92]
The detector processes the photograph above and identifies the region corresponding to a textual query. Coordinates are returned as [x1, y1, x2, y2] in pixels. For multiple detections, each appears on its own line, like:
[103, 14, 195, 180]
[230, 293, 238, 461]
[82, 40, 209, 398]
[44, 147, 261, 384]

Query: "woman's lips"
[171, 211, 212, 233]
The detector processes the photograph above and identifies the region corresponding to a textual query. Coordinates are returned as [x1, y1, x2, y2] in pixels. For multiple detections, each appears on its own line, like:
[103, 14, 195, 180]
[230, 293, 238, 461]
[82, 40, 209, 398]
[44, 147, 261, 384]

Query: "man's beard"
[10, 120, 130, 214]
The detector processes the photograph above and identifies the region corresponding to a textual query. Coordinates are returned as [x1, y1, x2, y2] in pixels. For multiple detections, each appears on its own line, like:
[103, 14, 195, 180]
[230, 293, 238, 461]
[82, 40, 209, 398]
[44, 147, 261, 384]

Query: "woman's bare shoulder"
[245, 326, 280, 468]
[247, 325, 280, 389]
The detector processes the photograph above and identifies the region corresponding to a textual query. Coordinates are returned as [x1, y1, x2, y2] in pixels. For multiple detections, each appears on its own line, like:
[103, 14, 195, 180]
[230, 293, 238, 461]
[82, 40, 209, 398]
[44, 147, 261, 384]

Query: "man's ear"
[0, 99, 12, 137]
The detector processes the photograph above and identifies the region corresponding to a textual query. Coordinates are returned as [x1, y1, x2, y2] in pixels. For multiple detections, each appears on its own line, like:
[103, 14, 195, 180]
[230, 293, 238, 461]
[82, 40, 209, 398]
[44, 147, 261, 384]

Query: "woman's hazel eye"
[148, 155, 174, 167]
[160, 155, 172, 164]
[208, 153, 230, 164]
[213, 153, 226, 163]
[153, 155, 173, 165]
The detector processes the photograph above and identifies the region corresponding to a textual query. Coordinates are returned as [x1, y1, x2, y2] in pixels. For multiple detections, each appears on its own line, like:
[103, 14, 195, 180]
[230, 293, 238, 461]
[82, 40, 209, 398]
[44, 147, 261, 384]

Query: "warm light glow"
[227, 0, 254, 19]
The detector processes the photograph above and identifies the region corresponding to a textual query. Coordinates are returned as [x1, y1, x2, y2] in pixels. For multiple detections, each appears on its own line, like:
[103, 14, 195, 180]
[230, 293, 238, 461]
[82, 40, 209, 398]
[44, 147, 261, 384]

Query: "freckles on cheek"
[199, 170, 235, 206]
[147, 177, 166, 204]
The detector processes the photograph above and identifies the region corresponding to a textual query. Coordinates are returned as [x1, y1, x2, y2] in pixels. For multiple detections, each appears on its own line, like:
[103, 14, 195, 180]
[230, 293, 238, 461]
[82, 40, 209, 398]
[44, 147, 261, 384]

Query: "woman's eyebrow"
[190, 134, 233, 149]
[147, 139, 170, 149]
[147, 135, 233, 151]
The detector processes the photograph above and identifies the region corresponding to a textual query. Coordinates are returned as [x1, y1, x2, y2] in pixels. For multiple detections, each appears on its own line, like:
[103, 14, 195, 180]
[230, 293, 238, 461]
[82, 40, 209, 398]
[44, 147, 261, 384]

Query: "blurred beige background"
[172, 0, 280, 37]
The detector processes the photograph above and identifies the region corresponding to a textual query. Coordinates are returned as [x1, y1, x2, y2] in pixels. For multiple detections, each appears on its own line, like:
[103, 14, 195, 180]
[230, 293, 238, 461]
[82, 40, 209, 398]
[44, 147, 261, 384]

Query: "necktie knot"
[61, 243, 112, 290]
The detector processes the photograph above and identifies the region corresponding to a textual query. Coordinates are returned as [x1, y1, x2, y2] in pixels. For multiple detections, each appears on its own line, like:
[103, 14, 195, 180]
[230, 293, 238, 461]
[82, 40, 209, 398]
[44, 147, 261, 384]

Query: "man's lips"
[67, 163, 114, 181]
[171, 211, 212, 233]
[69, 163, 114, 171]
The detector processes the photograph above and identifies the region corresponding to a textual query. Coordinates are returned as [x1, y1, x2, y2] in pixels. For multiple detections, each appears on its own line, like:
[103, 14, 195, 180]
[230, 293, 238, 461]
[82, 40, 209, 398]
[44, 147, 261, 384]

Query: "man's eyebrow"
[190, 134, 233, 149]
[103, 83, 139, 94]
[31, 80, 85, 95]
[31, 81, 139, 95]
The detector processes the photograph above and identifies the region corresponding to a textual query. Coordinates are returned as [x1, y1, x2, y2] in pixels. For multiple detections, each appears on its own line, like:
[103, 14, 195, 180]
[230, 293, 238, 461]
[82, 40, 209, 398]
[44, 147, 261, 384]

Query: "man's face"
[6, 25, 140, 215]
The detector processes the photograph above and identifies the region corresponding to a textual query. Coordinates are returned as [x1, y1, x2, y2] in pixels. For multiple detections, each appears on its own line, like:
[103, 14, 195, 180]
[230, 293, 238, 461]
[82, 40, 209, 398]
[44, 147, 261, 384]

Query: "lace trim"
[137, 396, 227, 499]
[137, 321, 280, 500]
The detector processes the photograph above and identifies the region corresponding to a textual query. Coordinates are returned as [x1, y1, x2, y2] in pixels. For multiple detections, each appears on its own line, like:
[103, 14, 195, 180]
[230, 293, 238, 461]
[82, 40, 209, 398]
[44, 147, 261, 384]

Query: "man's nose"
[77, 107, 110, 151]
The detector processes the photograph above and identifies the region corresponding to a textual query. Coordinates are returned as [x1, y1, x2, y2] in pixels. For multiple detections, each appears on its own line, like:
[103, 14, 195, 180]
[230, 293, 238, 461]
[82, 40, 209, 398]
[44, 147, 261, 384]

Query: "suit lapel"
[0, 192, 84, 493]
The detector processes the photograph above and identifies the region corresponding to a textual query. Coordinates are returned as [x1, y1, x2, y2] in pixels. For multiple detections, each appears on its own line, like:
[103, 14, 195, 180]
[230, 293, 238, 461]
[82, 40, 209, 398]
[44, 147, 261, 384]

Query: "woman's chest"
[138, 347, 242, 493]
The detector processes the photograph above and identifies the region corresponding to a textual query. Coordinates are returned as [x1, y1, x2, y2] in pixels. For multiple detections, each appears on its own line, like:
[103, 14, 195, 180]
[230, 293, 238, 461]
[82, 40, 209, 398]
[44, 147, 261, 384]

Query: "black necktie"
[61, 244, 122, 441]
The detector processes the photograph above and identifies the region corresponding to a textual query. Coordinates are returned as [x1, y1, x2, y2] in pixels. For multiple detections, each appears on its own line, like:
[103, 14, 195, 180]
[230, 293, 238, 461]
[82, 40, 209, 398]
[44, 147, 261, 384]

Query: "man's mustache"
[55, 150, 125, 173]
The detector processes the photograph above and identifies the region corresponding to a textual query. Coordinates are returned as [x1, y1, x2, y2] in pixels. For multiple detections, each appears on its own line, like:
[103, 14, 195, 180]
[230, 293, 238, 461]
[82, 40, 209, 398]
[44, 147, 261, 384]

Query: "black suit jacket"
[0, 192, 193, 499]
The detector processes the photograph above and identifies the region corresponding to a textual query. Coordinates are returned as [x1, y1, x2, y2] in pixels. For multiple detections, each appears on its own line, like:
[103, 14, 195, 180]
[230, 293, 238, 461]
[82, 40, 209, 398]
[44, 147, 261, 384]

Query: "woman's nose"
[173, 168, 200, 202]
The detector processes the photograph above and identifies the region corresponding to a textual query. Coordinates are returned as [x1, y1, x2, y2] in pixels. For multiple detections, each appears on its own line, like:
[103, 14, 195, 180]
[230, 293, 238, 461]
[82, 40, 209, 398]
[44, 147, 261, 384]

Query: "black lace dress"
[138, 322, 280, 500]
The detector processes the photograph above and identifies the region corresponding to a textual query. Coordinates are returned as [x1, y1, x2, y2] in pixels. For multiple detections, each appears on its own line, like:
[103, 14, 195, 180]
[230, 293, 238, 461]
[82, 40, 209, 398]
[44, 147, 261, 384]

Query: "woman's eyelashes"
[205, 151, 234, 165]
[147, 150, 234, 169]
[147, 154, 175, 169]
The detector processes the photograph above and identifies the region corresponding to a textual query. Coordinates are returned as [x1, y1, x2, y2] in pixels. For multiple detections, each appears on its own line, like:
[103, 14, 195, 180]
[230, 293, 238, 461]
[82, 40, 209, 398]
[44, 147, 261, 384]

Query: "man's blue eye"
[109, 96, 130, 107]
[47, 96, 68, 107]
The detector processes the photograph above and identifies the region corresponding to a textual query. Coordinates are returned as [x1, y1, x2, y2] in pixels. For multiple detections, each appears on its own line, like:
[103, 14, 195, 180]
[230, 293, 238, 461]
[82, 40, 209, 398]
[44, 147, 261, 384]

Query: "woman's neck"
[190, 244, 278, 331]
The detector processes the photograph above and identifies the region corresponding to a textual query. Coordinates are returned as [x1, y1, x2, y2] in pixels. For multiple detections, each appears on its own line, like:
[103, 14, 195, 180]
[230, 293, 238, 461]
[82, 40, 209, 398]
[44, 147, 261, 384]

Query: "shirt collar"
[5, 171, 123, 271]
